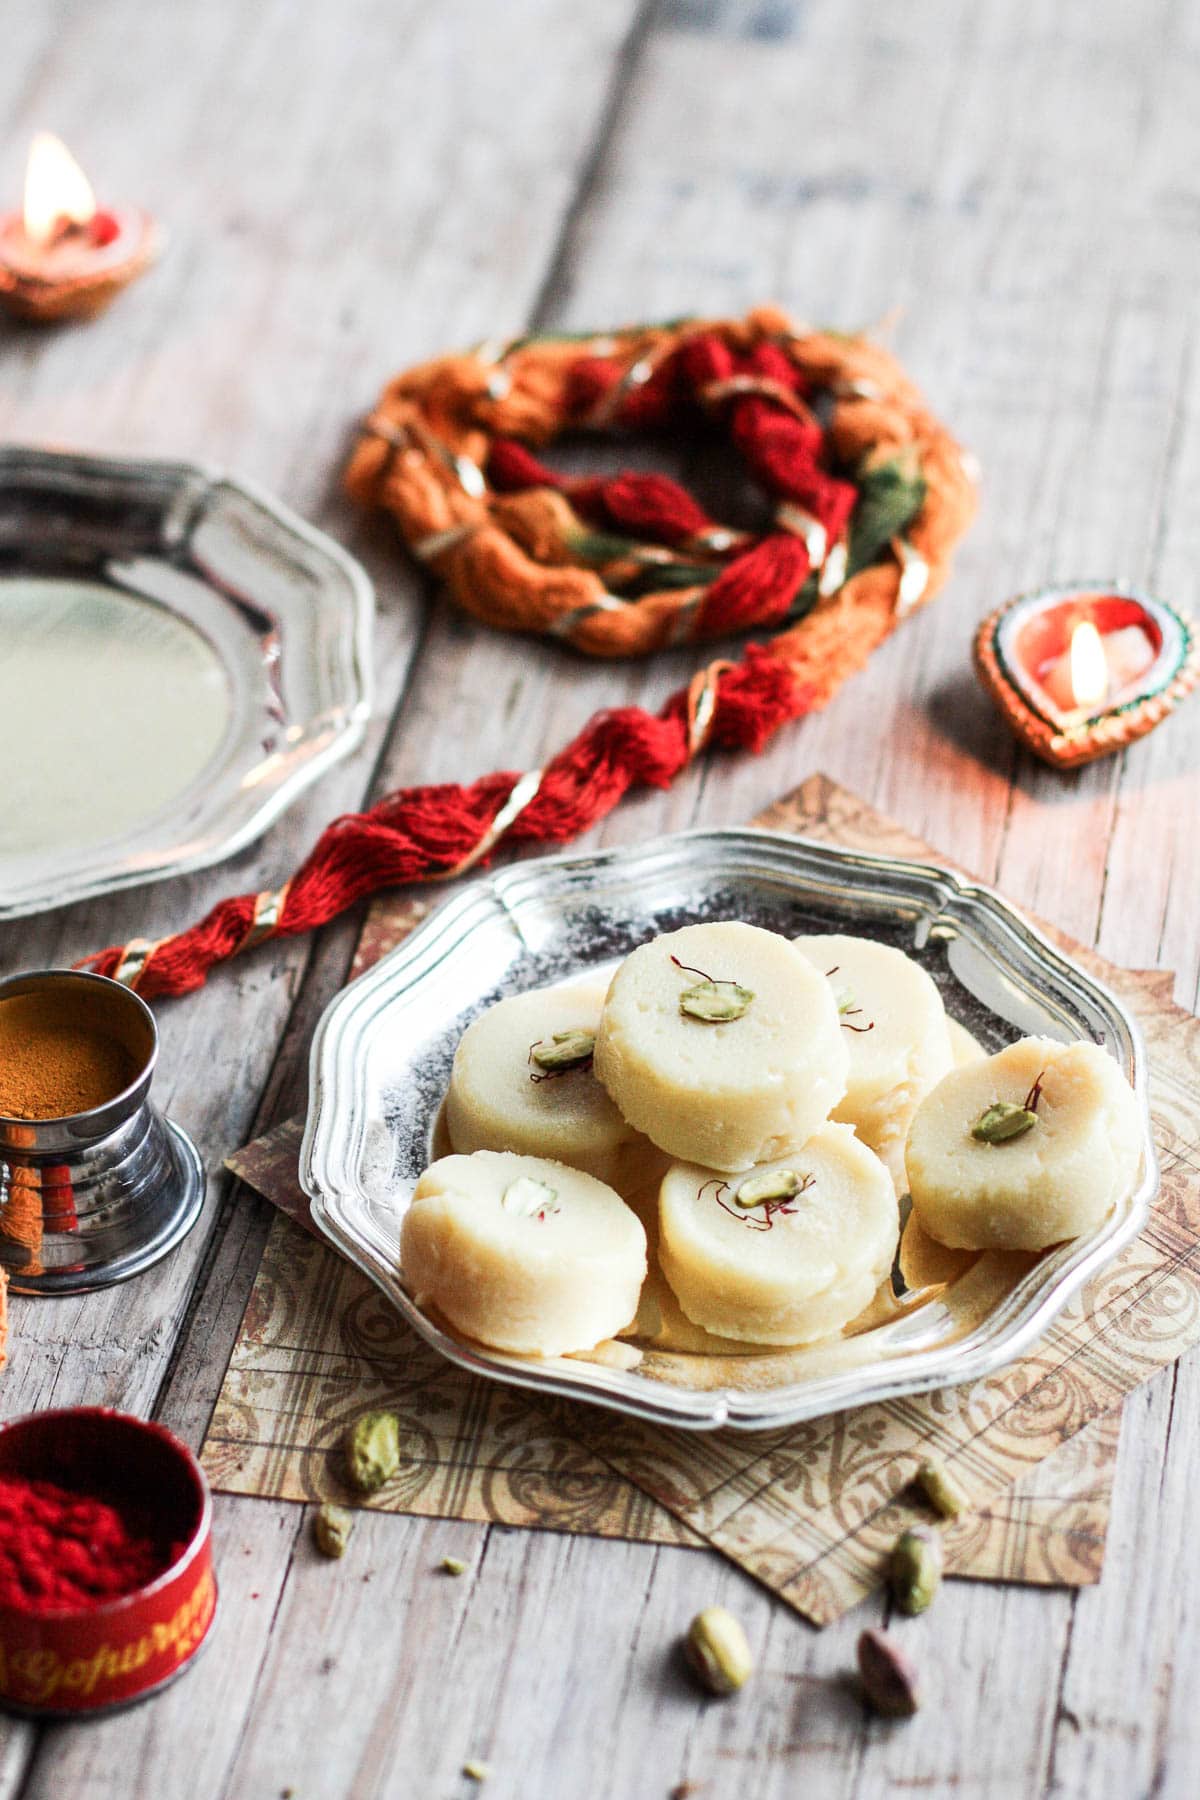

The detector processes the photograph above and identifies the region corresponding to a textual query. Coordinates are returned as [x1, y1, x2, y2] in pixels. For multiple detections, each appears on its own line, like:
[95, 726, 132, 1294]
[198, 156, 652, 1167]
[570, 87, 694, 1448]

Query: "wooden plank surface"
[2, 1, 1198, 1795]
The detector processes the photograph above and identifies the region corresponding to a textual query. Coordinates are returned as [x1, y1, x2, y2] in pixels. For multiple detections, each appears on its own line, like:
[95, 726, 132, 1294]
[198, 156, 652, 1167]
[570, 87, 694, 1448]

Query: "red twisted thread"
[79, 308, 976, 998]
[81, 651, 805, 997]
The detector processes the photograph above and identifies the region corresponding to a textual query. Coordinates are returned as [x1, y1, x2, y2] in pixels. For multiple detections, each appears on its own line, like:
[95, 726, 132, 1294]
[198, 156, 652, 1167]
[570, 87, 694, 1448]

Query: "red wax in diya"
[974, 583, 1200, 768]
[0, 133, 161, 323]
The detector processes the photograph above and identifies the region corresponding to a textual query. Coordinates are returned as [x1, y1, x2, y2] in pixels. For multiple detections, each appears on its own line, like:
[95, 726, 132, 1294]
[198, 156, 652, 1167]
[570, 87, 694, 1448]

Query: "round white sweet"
[594, 921, 848, 1172]
[794, 933, 953, 1153]
[905, 1036, 1143, 1250]
[445, 984, 641, 1183]
[657, 1123, 899, 1344]
[401, 1151, 647, 1357]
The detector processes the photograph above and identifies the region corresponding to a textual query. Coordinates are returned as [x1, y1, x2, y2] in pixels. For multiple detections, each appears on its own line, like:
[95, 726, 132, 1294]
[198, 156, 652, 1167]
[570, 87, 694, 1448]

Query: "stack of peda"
[403, 920, 1143, 1360]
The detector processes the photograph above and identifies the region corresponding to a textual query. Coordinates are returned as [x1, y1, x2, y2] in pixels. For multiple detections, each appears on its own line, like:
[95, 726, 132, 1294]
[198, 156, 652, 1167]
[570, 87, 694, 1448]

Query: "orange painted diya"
[974, 583, 1200, 769]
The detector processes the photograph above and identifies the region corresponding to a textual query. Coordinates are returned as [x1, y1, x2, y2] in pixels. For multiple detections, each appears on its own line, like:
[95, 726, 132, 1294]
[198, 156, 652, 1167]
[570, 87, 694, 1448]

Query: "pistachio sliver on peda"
[501, 1175, 559, 1217]
[734, 1168, 804, 1208]
[971, 1100, 1038, 1143]
[678, 979, 754, 1023]
[529, 1028, 595, 1071]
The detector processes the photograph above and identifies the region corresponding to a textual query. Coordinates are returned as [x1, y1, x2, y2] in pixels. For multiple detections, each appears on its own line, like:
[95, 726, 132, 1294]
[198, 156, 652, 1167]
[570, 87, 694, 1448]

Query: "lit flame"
[23, 132, 96, 248]
[1069, 620, 1108, 709]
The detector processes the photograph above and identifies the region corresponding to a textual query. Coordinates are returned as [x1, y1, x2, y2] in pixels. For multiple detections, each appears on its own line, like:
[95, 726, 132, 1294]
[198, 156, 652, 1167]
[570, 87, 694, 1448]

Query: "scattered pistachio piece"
[530, 1028, 596, 1071]
[836, 987, 858, 1015]
[889, 1524, 943, 1615]
[734, 1167, 803, 1208]
[501, 1175, 559, 1217]
[440, 1555, 468, 1576]
[312, 1502, 354, 1559]
[915, 1457, 971, 1520]
[678, 979, 754, 1023]
[971, 1100, 1037, 1143]
[463, 1760, 492, 1782]
[683, 1606, 753, 1696]
[857, 1627, 921, 1717]
[343, 1410, 401, 1495]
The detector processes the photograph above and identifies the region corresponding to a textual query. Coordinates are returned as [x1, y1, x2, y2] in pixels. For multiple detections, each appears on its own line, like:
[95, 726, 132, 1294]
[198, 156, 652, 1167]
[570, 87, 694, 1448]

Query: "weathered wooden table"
[3, 2, 1196, 1794]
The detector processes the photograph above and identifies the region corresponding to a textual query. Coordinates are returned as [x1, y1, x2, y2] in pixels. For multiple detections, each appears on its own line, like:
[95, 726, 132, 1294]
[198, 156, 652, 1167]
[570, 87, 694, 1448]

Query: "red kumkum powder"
[0, 1474, 176, 1612]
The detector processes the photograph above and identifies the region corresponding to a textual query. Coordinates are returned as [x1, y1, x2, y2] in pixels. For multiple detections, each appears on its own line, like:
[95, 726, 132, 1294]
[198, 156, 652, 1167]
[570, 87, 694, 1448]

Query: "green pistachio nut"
[734, 1168, 803, 1208]
[889, 1524, 943, 1615]
[684, 1606, 753, 1696]
[344, 1409, 401, 1494]
[915, 1457, 971, 1520]
[312, 1502, 354, 1559]
[678, 980, 754, 1023]
[530, 1028, 595, 1071]
[971, 1100, 1037, 1143]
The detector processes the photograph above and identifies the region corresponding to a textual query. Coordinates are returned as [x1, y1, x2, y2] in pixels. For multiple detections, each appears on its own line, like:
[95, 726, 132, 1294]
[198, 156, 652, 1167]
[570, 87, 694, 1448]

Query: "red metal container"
[0, 1407, 216, 1715]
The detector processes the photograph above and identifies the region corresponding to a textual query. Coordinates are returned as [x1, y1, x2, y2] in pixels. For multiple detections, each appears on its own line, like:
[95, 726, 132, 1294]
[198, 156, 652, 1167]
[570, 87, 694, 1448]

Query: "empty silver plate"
[0, 447, 372, 919]
[301, 829, 1158, 1431]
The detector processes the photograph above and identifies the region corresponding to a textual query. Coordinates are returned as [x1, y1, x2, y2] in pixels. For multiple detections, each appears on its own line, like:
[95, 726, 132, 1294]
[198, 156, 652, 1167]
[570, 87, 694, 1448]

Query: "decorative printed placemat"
[204, 777, 1200, 1622]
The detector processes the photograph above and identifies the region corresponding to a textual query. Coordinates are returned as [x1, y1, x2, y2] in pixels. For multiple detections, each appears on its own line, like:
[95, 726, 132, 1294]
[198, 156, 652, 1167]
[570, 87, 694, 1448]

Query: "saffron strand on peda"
[78, 308, 975, 1000]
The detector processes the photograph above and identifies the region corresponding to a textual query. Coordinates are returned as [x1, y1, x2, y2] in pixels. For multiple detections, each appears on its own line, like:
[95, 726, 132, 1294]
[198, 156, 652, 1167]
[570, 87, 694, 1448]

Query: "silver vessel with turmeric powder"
[0, 970, 203, 1294]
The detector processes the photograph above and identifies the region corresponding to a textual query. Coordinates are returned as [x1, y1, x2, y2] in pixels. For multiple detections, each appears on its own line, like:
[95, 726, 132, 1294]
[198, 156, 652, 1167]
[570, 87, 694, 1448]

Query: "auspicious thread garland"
[79, 306, 976, 999]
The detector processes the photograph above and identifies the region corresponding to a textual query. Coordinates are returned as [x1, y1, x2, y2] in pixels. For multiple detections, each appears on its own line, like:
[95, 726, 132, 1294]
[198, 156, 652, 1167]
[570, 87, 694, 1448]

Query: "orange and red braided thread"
[79, 307, 975, 999]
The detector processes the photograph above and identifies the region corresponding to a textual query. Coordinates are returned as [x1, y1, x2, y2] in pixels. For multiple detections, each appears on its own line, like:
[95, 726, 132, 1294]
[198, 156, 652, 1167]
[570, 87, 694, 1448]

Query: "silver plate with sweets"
[0, 446, 372, 920]
[301, 829, 1157, 1431]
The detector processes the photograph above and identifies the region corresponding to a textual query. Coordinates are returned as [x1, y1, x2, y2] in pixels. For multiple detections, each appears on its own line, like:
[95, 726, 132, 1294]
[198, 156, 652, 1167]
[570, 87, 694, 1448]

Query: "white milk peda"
[657, 1124, 899, 1344]
[401, 1150, 647, 1357]
[445, 985, 645, 1184]
[905, 1036, 1142, 1250]
[594, 921, 847, 1172]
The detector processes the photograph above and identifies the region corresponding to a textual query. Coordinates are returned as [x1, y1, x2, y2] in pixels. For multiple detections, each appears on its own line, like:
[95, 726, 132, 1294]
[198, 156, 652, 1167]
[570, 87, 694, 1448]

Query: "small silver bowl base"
[8, 1119, 205, 1297]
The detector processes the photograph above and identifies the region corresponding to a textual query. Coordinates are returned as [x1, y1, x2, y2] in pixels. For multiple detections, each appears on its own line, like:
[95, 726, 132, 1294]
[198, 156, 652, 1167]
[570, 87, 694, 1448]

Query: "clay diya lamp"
[0, 1407, 216, 1716]
[974, 582, 1200, 769]
[0, 133, 161, 323]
